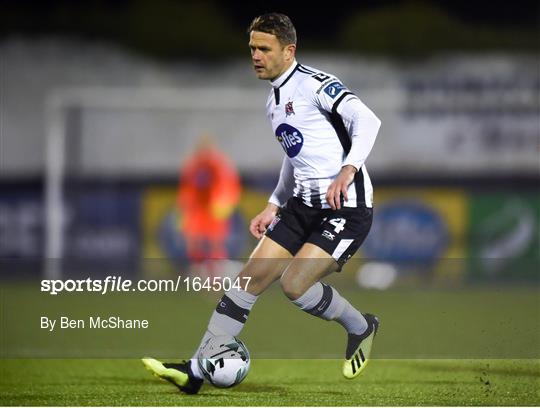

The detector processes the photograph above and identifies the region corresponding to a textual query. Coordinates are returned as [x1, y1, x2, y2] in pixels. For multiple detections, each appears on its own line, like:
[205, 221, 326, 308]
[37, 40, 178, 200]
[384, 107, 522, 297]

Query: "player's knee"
[279, 274, 305, 300]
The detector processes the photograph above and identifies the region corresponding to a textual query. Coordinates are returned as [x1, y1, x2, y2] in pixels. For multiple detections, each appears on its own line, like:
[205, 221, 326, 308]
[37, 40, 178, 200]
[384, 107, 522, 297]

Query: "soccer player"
[143, 12, 382, 394]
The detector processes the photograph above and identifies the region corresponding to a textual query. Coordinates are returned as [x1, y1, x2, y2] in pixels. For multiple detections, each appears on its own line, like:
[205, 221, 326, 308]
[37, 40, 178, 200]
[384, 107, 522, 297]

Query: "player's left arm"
[305, 76, 381, 209]
[327, 95, 381, 209]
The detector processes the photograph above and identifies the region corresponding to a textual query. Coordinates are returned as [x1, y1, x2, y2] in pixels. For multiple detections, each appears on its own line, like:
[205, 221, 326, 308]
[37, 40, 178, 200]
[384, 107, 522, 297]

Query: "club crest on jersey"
[285, 101, 295, 116]
[275, 123, 303, 158]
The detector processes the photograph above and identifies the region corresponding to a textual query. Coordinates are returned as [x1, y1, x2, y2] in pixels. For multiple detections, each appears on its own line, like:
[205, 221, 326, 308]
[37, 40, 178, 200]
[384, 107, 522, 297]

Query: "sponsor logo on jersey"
[285, 101, 295, 116]
[323, 81, 347, 98]
[275, 123, 303, 158]
[316, 78, 336, 94]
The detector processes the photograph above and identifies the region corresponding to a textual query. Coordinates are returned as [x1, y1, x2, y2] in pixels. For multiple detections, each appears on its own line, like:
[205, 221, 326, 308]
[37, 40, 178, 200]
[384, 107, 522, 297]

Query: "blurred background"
[0, 0, 539, 361]
[1, 0, 539, 288]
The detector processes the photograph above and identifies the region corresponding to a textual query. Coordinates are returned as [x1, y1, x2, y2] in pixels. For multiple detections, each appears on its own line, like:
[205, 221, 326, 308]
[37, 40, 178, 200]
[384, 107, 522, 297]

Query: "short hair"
[247, 13, 297, 46]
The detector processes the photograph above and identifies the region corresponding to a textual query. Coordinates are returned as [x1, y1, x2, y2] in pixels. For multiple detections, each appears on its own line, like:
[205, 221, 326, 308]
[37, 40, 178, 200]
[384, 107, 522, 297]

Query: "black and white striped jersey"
[267, 61, 381, 209]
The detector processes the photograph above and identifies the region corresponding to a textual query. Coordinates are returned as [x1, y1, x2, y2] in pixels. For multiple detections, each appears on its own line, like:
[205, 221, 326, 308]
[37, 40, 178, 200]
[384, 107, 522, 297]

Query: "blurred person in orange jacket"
[177, 136, 241, 263]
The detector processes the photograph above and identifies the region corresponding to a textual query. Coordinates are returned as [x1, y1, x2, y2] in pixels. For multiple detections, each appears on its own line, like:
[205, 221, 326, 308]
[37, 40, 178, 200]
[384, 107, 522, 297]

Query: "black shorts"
[265, 197, 373, 269]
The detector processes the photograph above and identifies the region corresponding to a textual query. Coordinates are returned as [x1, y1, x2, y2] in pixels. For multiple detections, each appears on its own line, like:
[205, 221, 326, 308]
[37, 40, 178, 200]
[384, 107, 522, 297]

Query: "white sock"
[190, 287, 258, 379]
[292, 282, 367, 335]
[334, 298, 368, 335]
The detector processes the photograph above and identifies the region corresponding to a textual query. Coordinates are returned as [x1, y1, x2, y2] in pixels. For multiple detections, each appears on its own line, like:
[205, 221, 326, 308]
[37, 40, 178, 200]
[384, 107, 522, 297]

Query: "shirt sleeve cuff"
[342, 159, 361, 172]
[268, 194, 282, 207]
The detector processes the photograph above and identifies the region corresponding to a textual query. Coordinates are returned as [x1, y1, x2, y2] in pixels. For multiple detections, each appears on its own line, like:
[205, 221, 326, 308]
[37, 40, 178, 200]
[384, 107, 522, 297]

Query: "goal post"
[44, 87, 269, 280]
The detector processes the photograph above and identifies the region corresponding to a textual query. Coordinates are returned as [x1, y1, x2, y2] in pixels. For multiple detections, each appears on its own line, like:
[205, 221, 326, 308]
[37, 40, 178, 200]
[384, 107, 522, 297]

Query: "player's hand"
[326, 165, 357, 210]
[249, 203, 279, 239]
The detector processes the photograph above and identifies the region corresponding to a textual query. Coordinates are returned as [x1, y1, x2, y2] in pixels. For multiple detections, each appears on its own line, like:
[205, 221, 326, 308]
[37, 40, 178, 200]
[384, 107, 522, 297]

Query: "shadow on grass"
[204, 384, 287, 395]
[368, 379, 475, 386]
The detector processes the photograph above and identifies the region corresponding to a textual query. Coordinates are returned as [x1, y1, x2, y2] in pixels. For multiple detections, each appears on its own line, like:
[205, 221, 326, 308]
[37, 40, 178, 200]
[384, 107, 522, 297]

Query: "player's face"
[249, 31, 295, 81]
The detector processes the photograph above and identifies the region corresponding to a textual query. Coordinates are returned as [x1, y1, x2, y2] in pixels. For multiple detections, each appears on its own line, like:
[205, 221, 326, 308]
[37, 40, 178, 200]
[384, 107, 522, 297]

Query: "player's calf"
[286, 280, 380, 378]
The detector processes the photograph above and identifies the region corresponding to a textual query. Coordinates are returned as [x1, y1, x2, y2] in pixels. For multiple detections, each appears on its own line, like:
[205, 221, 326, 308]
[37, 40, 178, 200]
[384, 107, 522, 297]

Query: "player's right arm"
[249, 202, 280, 239]
[249, 157, 294, 239]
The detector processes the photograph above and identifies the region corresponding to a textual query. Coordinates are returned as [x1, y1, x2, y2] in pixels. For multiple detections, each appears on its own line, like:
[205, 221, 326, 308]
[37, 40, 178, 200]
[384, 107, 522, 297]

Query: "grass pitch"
[0, 358, 538, 406]
[1, 283, 539, 405]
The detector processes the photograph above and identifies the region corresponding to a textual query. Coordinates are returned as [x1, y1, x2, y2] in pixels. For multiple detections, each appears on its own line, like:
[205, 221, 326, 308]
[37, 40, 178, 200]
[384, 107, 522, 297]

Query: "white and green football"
[197, 335, 250, 388]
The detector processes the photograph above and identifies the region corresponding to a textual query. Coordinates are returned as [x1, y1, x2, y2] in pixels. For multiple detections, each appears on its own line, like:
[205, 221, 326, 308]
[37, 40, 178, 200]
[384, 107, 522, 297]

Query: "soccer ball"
[197, 335, 250, 388]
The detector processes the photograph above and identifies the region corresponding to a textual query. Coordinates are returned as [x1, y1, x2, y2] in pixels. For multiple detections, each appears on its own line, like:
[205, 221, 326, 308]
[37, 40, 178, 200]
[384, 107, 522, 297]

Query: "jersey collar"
[270, 60, 299, 89]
